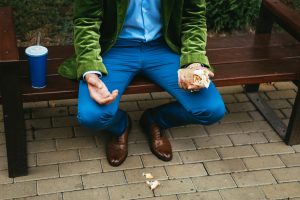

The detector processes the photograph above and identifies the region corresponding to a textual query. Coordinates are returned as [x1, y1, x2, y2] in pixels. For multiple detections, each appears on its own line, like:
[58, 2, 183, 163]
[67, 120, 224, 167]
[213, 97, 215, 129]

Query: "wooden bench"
[0, 0, 299, 177]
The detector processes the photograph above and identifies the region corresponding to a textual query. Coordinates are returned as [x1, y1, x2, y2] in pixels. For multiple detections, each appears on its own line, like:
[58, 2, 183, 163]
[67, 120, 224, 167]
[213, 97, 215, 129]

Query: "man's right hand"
[85, 73, 118, 105]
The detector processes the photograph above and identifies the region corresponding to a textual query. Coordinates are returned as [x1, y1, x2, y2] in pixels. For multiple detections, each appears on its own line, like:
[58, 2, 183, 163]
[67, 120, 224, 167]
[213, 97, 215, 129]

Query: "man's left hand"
[178, 63, 214, 91]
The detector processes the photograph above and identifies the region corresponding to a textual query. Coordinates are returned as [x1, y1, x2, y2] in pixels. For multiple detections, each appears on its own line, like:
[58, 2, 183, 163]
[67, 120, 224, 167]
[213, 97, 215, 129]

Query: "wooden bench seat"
[12, 34, 300, 102]
[0, 0, 300, 177]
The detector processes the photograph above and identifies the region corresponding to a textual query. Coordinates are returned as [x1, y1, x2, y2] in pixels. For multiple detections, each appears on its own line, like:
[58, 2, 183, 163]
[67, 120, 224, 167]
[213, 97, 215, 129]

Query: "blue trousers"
[77, 38, 226, 136]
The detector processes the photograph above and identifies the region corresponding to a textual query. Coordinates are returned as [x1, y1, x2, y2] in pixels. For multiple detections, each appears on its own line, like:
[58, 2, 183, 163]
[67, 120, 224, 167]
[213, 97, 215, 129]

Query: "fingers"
[178, 72, 204, 91]
[187, 85, 203, 91]
[178, 71, 198, 91]
[87, 78, 119, 105]
[103, 89, 119, 105]
[198, 66, 214, 78]
[178, 74, 189, 90]
[111, 89, 119, 99]
[178, 73, 185, 89]
[208, 70, 215, 78]
[187, 63, 202, 69]
[197, 66, 214, 78]
[90, 89, 119, 105]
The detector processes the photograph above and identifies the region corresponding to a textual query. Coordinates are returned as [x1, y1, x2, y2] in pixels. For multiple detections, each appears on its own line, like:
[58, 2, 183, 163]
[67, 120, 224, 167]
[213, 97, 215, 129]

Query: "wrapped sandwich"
[178, 68, 211, 88]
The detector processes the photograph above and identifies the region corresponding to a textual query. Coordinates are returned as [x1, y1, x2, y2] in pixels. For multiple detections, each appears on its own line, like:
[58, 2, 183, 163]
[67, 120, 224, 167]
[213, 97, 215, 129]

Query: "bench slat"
[206, 33, 298, 50]
[17, 34, 299, 60]
[16, 35, 300, 77]
[14, 57, 300, 102]
[213, 58, 300, 86]
[19, 75, 162, 101]
[6, 33, 300, 102]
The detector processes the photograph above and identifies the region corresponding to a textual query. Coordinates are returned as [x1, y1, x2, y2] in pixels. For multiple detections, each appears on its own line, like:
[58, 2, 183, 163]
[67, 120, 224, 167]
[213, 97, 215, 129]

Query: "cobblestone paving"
[0, 82, 299, 200]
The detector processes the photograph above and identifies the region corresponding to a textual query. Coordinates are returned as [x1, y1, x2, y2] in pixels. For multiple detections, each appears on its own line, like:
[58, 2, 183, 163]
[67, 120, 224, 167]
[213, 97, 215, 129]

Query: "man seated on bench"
[59, 0, 226, 167]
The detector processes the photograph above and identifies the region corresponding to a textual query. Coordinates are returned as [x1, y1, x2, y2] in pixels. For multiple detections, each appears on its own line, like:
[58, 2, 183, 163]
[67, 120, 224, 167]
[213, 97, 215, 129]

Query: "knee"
[77, 108, 116, 129]
[189, 101, 226, 125]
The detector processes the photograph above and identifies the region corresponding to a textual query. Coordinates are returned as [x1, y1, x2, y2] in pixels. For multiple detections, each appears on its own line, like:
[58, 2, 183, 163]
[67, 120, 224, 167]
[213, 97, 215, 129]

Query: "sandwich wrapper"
[178, 68, 211, 88]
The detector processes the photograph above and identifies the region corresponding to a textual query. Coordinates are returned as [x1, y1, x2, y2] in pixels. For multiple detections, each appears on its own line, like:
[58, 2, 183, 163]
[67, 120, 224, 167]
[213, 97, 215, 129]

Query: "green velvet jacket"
[58, 0, 211, 80]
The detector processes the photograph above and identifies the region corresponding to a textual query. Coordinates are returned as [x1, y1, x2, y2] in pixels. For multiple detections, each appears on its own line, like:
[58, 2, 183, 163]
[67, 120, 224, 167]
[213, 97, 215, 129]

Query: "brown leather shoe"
[106, 117, 131, 167]
[140, 109, 172, 161]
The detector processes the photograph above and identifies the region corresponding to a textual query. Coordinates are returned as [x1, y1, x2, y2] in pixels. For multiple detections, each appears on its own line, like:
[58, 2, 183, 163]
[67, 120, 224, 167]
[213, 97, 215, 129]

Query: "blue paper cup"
[25, 45, 48, 89]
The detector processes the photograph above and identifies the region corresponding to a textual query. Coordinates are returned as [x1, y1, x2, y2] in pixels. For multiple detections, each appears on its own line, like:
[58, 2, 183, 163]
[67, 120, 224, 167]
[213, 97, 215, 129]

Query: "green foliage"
[1, 0, 300, 43]
[0, 0, 73, 42]
[206, 0, 261, 32]
[294, 0, 300, 12]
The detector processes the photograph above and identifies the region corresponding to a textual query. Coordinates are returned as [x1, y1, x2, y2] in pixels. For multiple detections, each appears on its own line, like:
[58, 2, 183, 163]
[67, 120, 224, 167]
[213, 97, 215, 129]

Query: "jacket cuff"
[77, 61, 107, 80]
[180, 53, 212, 71]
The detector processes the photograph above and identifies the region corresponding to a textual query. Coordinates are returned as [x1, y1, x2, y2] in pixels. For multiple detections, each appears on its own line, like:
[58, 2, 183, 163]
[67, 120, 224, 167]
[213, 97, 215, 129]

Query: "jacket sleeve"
[180, 0, 212, 70]
[73, 0, 108, 80]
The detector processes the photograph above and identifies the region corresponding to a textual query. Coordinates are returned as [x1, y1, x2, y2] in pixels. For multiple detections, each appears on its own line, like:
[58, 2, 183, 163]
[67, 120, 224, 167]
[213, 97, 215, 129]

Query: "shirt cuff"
[83, 71, 102, 80]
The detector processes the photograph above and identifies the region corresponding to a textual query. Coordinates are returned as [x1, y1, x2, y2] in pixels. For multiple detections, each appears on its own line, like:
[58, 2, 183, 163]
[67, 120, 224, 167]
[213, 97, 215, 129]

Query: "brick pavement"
[0, 82, 299, 200]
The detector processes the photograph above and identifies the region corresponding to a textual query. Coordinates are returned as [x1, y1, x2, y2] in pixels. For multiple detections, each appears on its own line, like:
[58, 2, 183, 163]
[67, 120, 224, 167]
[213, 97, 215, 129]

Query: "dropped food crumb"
[142, 173, 154, 179]
[146, 180, 160, 191]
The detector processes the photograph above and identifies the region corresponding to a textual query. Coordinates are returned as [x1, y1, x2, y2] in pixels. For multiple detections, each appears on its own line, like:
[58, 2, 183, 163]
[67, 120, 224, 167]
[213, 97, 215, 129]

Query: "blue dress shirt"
[118, 0, 162, 42]
[84, 0, 163, 78]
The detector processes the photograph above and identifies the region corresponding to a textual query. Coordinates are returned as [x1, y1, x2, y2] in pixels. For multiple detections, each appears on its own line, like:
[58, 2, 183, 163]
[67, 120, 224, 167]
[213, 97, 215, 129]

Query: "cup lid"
[25, 45, 48, 56]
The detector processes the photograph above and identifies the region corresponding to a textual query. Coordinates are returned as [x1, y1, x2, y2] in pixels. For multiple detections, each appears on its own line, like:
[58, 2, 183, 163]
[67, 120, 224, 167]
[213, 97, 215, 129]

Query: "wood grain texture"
[263, 0, 300, 41]
[6, 33, 299, 102]
[0, 7, 18, 62]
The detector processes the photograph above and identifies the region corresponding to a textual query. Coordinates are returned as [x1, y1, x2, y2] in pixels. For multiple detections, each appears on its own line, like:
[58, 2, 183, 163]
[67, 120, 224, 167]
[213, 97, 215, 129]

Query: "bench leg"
[256, 1, 274, 34]
[0, 64, 27, 177]
[247, 92, 287, 138]
[245, 84, 260, 93]
[248, 81, 300, 145]
[245, 3, 275, 97]
[285, 82, 300, 145]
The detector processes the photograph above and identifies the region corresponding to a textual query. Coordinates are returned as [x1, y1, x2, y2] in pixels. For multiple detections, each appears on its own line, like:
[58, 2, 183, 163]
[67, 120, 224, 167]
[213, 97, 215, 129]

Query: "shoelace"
[111, 135, 125, 145]
[151, 125, 164, 140]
